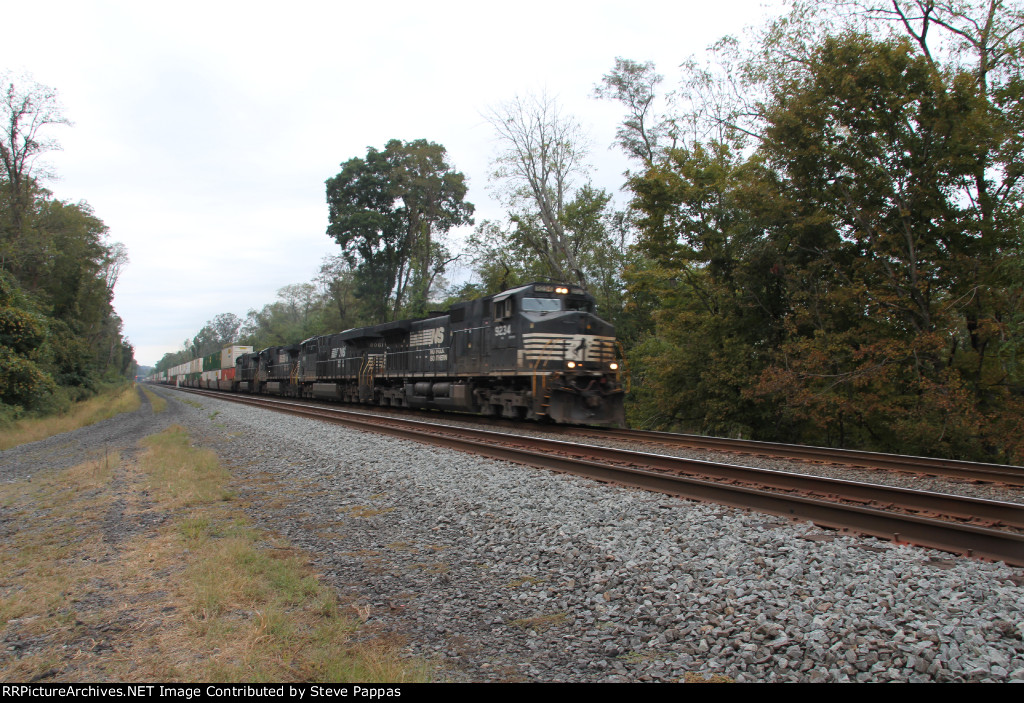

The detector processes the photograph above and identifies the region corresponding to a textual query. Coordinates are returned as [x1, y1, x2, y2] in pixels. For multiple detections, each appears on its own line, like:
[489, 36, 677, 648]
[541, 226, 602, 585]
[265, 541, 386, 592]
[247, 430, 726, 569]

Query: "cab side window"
[494, 299, 513, 319]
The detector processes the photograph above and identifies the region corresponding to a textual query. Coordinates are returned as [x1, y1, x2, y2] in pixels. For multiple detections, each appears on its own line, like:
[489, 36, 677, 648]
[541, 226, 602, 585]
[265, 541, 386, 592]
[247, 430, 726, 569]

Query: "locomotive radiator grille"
[519, 334, 617, 364]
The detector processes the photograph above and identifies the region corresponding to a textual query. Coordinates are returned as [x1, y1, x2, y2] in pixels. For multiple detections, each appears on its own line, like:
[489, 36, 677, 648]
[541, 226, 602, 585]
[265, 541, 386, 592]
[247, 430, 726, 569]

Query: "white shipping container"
[221, 345, 253, 370]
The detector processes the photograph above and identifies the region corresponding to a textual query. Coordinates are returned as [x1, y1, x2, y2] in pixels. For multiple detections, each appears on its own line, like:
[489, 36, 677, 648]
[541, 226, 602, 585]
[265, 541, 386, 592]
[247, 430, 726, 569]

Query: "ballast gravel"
[6, 387, 1023, 682]
[154, 388, 1024, 683]
[278, 405, 1024, 504]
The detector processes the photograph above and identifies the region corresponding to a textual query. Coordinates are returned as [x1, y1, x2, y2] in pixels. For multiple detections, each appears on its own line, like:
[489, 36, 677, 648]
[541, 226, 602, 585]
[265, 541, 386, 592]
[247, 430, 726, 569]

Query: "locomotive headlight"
[609, 363, 619, 370]
[566, 361, 577, 369]
[555, 286, 569, 295]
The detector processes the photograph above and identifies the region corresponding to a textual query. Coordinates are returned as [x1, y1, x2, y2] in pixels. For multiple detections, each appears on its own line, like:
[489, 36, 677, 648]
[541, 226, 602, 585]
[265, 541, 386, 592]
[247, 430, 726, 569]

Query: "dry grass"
[0, 424, 431, 683]
[141, 387, 166, 413]
[0, 453, 122, 650]
[0, 384, 141, 451]
[140, 425, 234, 508]
[682, 672, 735, 683]
[507, 612, 567, 633]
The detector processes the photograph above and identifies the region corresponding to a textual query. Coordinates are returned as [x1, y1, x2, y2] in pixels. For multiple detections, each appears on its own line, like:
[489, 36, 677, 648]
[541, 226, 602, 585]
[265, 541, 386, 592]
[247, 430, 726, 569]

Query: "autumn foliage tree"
[606, 3, 1024, 461]
[747, 35, 1002, 453]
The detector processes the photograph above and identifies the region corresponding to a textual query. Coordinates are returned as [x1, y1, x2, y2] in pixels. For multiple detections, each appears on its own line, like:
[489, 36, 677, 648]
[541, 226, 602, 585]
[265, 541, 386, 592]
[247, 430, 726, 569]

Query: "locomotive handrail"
[358, 355, 373, 400]
[531, 337, 561, 413]
[615, 340, 630, 393]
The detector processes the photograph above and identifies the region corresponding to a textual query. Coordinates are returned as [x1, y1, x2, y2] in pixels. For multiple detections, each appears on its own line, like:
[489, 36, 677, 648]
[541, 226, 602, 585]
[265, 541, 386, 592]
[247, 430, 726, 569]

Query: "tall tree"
[316, 254, 363, 329]
[391, 140, 474, 314]
[611, 13, 1024, 460]
[208, 312, 242, 346]
[325, 140, 473, 320]
[594, 58, 670, 168]
[748, 33, 1000, 452]
[0, 75, 135, 412]
[484, 93, 593, 285]
[0, 73, 70, 246]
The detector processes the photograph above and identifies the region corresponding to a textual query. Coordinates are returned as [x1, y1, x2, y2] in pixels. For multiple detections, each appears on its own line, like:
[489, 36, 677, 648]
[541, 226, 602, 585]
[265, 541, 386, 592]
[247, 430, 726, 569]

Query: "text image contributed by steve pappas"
[1, 685, 406, 699]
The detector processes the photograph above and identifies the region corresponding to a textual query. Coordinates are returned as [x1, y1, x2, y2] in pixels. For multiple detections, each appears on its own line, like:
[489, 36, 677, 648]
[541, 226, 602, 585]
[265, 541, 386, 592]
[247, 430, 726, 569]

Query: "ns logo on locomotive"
[153, 283, 626, 427]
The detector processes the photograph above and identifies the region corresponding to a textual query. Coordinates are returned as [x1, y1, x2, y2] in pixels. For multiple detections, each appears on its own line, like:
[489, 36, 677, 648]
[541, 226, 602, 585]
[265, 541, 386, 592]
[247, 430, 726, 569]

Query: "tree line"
[616, 0, 1024, 461]
[0, 72, 135, 421]
[164, 0, 1024, 462]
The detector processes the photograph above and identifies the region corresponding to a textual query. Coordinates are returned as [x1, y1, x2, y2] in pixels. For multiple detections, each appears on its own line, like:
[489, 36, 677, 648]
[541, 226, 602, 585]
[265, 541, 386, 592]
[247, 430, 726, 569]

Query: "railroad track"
[170, 386, 1024, 566]
[179, 387, 1024, 486]
[545, 426, 1024, 486]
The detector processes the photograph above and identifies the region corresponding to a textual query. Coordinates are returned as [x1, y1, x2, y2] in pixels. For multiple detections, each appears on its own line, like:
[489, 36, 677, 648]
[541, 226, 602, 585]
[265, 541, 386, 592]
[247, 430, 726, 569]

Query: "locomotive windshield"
[564, 298, 594, 312]
[521, 297, 562, 312]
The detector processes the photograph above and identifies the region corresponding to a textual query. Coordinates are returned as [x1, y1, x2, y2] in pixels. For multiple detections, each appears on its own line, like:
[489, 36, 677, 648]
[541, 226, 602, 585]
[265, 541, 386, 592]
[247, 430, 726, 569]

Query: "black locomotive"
[234, 282, 625, 426]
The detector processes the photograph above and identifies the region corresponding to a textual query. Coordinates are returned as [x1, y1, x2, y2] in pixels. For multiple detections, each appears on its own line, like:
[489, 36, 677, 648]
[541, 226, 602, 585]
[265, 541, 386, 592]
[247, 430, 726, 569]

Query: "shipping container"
[203, 352, 220, 372]
[221, 345, 254, 370]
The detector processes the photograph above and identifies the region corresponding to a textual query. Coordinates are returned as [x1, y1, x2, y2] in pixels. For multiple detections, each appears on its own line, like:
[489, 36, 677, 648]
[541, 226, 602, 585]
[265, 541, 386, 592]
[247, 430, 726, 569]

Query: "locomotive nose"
[557, 311, 589, 333]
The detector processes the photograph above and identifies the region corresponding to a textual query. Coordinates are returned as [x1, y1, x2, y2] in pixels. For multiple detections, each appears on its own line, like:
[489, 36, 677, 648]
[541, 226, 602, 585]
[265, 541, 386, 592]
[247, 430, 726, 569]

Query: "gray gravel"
[149, 387, 1024, 683]
[292, 404, 1024, 504]
[0, 387, 182, 484]
[4, 386, 1022, 682]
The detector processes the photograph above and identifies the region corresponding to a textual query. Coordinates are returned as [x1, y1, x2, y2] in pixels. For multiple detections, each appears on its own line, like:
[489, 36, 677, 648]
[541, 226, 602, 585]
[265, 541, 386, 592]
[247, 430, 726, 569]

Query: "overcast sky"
[1, 0, 783, 365]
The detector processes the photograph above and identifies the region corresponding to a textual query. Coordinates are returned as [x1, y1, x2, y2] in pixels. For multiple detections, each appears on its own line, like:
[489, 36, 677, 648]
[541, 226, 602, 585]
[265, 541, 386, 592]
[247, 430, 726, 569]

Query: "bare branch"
[484, 92, 591, 285]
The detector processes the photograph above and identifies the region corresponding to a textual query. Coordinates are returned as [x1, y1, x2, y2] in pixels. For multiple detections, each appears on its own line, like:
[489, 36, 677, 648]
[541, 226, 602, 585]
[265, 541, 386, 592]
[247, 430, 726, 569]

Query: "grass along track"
[0, 384, 142, 452]
[0, 421, 430, 683]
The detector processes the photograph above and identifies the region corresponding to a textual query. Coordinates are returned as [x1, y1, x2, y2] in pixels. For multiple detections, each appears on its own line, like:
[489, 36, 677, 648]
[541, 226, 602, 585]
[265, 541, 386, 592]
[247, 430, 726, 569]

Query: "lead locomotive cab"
[448, 282, 625, 426]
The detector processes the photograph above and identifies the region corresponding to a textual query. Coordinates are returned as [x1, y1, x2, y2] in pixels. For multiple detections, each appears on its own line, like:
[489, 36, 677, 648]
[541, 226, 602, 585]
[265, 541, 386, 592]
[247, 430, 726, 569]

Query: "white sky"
[1, 0, 783, 365]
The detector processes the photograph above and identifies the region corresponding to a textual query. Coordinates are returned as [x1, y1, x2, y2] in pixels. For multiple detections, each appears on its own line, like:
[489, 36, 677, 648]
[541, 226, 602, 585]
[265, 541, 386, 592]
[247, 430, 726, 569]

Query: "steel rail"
[546, 426, 1024, 486]
[166, 384, 1024, 485]
[171, 387, 1024, 565]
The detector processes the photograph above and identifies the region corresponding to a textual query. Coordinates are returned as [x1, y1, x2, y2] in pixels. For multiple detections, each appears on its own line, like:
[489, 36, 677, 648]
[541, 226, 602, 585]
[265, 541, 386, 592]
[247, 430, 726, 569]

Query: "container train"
[151, 282, 626, 426]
